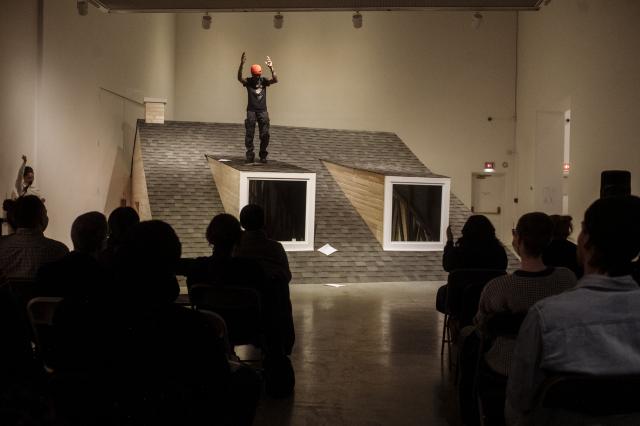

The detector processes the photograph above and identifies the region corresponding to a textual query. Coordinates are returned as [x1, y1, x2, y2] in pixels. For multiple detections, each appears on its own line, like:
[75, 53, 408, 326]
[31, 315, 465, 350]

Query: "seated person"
[51, 220, 257, 425]
[177, 213, 266, 289]
[236, 204, 295, 355]
[98, 206, 139, 270]
[443, 215, 508, 272]
[542, 214, 583, 278]
[505, 196, 640, 426]
[177, 213, 295, 396]
[2, 199, 17, 236]
[437, 215, 508, 319]
[36, 211, 108, 301]
[475, 212, 577, 376]
[0, 195, 68, 284]
[236, 203, 292, 283]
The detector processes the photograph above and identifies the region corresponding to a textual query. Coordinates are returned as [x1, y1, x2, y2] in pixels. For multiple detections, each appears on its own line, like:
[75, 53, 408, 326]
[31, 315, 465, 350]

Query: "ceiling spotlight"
[352, 12, 363, 29]
[202, 12, 212, 30]
[471, 12, 483, 30]
[77, 0, 89, 16]
[274, 13, 284, 29]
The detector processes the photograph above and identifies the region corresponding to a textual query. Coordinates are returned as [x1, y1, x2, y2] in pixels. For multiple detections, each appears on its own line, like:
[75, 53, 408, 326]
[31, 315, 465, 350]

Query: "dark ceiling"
[90, 0, 545, 13]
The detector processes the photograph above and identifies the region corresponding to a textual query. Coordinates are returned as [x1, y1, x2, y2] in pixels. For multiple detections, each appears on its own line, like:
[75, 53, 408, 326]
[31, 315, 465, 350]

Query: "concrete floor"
[253, 282, 454, 426]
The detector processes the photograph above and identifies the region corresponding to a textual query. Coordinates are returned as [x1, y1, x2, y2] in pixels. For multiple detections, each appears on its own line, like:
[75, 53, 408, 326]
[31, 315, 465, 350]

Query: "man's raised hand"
[241, 52, 246, 64]
[265, 56, 273, 69]
[22, 155, 27, 163]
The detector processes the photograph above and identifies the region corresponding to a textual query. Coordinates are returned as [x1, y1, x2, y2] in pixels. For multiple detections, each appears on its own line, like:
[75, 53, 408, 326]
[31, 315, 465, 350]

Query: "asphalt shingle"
[138, 120, 517, 284]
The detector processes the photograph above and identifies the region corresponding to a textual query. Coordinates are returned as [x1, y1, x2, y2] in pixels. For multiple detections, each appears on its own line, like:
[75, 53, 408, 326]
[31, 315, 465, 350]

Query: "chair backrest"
[27, 296, 64, 327]
[27, 296, 63, 366]
[446, 269, 506, 325]
[197, 309, 233, 357]
[189, 284, 262, 347]
[535, 373, 640, 417]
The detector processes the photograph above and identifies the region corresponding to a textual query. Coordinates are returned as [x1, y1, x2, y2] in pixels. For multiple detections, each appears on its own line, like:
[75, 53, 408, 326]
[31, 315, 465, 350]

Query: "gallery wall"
[173, 11, 518, 226]
[4, 0, 638, 247]
[1, 0, 176, 245]
[516, 0, 640, 230]
[0, 1, 40, 203]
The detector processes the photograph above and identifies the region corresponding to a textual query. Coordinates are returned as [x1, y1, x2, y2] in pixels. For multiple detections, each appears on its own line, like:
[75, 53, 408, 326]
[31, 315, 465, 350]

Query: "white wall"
[174, 12, 518, 216]
[13, 3, 636, 246]
[1, 0, 177, 245]
[516, 0, 640, 229]
[0, 1, 39, 202]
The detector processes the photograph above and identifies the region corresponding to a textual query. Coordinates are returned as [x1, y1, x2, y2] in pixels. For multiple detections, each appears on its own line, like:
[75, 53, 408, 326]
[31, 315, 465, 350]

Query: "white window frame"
[239, 171, 316, 252]
[383, 176, 451, 251]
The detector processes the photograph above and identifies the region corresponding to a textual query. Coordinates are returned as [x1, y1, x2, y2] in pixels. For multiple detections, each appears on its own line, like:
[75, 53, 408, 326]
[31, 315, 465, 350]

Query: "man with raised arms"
[238, 52, 278, 164]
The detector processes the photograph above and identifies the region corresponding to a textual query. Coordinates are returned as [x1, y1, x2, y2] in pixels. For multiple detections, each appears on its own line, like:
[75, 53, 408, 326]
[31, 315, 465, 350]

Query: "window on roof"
[249, 180, 306, 242]
[383, 177, 450, 251]
[239, 172, 316, 251]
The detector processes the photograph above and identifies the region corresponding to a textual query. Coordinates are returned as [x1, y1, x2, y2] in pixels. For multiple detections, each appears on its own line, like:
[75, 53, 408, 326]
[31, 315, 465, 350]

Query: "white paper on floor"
[318, 243, 337, 256]
[324, 284, 346, 288]
[218, 158, 231, 162]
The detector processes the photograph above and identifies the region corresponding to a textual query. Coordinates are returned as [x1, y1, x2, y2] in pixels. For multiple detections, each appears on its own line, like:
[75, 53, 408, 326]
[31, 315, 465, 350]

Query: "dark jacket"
[542, 238, 583, 278]
[442, 239, 508, 272]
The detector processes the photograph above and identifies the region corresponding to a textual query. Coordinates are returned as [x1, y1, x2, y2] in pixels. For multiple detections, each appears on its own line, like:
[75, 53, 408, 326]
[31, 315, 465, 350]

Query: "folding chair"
[439, 269, 506, 369]
[26, 296, 64, 369]
[189, 284, 264, 362]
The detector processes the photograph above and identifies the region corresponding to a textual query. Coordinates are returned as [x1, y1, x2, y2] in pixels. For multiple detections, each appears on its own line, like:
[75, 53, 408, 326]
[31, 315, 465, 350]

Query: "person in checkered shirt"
[0, 195, 68, 284]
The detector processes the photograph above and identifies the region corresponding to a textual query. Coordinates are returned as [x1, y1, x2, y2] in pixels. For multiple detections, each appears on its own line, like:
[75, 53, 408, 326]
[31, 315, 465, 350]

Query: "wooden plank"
[208, 159, 240, 215]
[131, 136, 152, 220]
[323, 160, 385, 245]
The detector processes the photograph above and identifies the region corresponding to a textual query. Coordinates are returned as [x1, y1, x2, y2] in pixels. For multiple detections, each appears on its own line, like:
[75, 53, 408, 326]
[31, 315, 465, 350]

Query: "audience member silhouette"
[236, 204, 295, 355]
[2, 198, 17, 235]
[506, 196, 640, 426]
[443, 215, 508, 272]
[178, 213, 266, 289]
[36, 211, 108, 301]
[542, 215, 582, 278]
[0, 195, 68, 284]
[178, 212, 295, 397]
[475, 212, 576, 376]
[98, 206, 140, 270]
[51, 220, 258, 425]
[237, 203, 292, 283]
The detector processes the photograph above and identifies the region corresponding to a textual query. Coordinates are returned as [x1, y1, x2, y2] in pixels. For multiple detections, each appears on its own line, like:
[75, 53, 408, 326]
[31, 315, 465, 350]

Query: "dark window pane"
[249, 180, 307, 242]
[391, 184, 442, 242]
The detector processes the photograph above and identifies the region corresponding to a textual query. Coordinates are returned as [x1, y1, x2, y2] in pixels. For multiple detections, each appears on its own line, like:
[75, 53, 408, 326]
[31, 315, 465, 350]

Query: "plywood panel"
[131, 133, 152, 220]
[323, 161, 385, 245]
[208, 158, 240, 216]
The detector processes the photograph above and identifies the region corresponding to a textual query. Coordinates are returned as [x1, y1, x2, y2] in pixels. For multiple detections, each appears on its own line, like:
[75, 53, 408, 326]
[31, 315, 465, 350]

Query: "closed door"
[471, 173, 507, 243]
[534, 111, 564, 214]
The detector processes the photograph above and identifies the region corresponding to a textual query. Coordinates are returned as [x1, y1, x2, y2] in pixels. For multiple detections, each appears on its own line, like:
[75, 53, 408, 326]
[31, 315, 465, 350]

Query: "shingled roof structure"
[136, 120, 517, 284]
